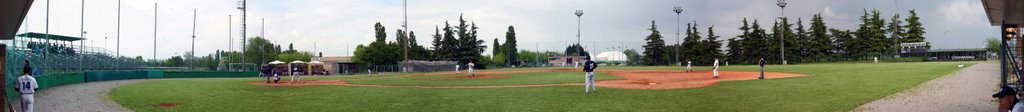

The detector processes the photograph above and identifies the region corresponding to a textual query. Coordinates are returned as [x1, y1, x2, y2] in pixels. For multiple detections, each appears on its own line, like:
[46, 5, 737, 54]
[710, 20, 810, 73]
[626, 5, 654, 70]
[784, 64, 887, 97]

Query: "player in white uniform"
[713, 58, 720, 78]
[467, 62, 476, 76]
[455, 64, 461, 74]
[686, 60, 693, 72]
[17, 60, 38, 112]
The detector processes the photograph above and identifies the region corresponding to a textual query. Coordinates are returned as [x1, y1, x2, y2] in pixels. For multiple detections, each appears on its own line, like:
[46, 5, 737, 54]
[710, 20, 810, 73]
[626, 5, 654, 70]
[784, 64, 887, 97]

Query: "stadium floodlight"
[674, 6, 683, 65]
[777, 0, 787, 65]
[574, 10, 583, 57]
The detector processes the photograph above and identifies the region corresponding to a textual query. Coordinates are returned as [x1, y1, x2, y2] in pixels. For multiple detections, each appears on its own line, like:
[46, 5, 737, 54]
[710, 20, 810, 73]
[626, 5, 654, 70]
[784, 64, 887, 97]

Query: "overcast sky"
[15, 0, 995, 59]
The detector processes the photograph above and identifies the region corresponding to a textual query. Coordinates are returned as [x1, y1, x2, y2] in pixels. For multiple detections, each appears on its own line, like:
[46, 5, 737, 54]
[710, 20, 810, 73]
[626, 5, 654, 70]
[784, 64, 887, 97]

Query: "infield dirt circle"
[250, 69, 807, 89]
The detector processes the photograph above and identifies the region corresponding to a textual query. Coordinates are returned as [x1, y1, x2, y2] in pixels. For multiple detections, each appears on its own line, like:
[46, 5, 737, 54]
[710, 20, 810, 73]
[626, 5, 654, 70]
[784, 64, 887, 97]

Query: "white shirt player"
[17, 74, 38, 112]
[713, 59, 720, 78]
[455, 65, 461, 74]
[467, 62, 476, 76]
[17, 75, 37, 94]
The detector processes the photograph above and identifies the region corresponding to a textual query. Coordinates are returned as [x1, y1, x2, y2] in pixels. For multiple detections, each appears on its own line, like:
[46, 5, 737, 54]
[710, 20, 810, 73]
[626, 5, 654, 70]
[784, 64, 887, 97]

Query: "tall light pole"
[81, 0, 85, 71]
[228, 15, 232, 54]
[45, 0, 49, 57]
[574, 10, 583, 57]
[117, 0, 121, 69]
[673, 6, 683, 66]
[154, 2, 158, 63]
[260, 18, 265, 65]
[191, 9, 197, 71]
[892, 0, 900, 57]
[402, 0, 409, 72]
[777, 0, 787, 65]
[239, 0, 247, 71]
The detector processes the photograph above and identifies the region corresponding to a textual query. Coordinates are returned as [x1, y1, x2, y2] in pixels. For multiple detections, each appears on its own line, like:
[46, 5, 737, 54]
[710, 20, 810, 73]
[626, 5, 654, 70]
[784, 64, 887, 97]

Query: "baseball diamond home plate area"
[249, 69, 807, 89]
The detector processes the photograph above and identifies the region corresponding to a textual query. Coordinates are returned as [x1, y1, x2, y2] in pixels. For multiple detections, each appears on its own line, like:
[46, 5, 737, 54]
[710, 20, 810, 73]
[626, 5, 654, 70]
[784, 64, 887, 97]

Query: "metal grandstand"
[6, 32, 148, 75]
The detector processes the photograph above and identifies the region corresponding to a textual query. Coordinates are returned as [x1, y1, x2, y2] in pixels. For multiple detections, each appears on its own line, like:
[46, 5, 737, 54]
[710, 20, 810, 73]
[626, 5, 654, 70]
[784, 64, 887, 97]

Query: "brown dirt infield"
[422, 75, 511, 80]
[248, 69, 808, 89]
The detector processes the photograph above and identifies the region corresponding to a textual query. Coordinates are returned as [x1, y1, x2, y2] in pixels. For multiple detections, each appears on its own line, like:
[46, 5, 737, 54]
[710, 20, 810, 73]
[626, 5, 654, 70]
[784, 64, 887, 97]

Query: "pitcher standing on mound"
[713, 58, 720, 78]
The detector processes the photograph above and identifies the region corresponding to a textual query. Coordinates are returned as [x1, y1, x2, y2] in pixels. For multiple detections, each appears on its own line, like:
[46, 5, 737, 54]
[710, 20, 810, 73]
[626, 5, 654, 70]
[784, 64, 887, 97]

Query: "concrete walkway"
[28, 79, 150, 112]
[854, 61, 999, 112]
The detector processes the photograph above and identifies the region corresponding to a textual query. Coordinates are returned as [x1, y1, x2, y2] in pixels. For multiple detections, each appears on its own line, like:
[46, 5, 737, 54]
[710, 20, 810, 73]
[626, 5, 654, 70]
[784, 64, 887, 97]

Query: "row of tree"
[643, 9, 927, 65]
[353, 15, 488, 67]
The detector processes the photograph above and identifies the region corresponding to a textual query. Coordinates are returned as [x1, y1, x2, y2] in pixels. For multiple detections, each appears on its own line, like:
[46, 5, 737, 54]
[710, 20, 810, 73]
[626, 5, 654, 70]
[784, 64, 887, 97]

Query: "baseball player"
[290, 66, 301, 83]
[583, 57, 597, 94]
[713, 58, 720, 78]
[467, 62, 476, 76]
[17, 60, 38, 112]
[455, 64, 461, 74]
[261, 65, 271, 83]
[759, 58, 766, 80]
[686, 60, 693, 72]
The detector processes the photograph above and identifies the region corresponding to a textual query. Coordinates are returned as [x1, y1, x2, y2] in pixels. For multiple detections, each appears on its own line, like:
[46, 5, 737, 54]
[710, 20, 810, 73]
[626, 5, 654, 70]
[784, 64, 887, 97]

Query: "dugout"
[308, 61, 328, 75]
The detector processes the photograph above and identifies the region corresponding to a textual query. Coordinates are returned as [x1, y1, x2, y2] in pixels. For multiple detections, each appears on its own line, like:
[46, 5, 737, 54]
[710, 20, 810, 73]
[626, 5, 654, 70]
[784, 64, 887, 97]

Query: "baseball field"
[111, 62, 975, 111]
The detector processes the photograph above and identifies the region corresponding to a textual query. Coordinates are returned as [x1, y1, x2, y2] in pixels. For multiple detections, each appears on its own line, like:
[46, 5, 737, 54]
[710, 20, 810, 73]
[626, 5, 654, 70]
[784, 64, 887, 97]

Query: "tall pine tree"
[705, 26, 724, 62]
[643, 20, 667, 65]
[903, 10, 928, 48]
[808, 14, 833, 61]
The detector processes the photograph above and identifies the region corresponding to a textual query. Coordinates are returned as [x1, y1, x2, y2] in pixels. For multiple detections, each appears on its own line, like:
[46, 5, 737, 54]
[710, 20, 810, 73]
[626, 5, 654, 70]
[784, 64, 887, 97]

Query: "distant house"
[548, 56, 587, 66]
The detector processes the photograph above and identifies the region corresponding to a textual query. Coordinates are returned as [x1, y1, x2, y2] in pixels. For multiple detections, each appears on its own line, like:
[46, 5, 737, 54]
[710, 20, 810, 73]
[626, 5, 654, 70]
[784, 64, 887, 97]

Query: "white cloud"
[940, 0, 984, 25]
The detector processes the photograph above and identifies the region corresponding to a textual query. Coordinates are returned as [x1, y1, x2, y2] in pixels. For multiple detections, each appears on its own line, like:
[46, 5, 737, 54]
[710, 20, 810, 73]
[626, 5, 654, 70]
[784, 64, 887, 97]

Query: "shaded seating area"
[16, 32, 83, 55]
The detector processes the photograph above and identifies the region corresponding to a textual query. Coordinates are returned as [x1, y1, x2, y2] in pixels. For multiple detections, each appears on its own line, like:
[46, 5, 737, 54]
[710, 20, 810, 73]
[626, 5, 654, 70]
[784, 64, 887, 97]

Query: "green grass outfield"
[111, 62, 976, 112]
[341, 72, 620, 86]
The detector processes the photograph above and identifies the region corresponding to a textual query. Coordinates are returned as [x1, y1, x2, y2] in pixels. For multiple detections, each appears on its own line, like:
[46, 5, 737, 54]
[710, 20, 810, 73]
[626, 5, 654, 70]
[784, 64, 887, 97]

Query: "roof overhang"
[0, 0, 34, 40]
[984, 0, 1024, 26]
[16, 32, 84, 41]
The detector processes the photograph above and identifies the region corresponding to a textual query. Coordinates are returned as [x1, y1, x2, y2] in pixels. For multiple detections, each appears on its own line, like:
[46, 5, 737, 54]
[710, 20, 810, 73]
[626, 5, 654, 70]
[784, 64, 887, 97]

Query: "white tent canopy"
[290, 61, 306, 64]
[309, 61, 324, 64]
[269, 60, 286, 64]
[595, 51, 628, 61]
